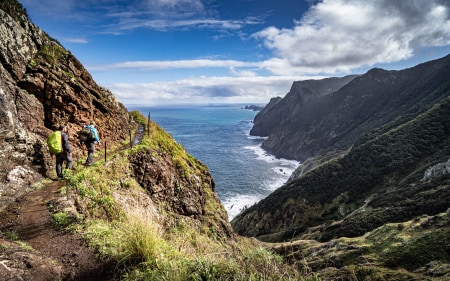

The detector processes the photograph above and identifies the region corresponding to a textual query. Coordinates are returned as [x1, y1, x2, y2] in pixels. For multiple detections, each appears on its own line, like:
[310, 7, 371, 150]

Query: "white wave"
[222, 193, 264, 221]
[263, 174, 289, 192]
[246, 135, 268, 140]
[244, 144, 299, 166]
[242, 144, 300, 192]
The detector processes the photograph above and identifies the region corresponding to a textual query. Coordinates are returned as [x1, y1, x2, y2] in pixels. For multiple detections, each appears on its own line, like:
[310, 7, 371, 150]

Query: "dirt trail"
[0, 124, 145, 281]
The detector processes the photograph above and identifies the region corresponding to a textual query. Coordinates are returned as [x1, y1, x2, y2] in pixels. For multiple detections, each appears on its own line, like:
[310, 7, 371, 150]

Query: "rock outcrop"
[0, 239, 63, 281]
[0, 4, 133, 211]
[129, 147, 233, 238]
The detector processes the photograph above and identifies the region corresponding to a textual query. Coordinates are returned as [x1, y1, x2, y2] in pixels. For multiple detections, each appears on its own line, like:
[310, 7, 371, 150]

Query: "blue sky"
[20, 0, 450, 106]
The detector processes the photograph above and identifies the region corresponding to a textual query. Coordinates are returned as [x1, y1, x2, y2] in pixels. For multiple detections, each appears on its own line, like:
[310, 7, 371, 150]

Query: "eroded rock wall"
[0, 8, 133, 211]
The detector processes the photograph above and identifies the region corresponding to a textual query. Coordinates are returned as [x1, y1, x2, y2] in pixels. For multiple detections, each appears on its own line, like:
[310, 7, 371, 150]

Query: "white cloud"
[104, 75, 311, 106]
[144, 0, 204, 11]
[63, 37, 88, 44]
[106, 18, 257, 33]
[88, 59, 257, 71]
[253, 0, 450, 75]
[54, 0, 450, 106]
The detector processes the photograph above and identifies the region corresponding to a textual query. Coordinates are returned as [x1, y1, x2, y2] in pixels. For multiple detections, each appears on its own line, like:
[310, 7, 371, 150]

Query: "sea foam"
[222, 144, 299, 220]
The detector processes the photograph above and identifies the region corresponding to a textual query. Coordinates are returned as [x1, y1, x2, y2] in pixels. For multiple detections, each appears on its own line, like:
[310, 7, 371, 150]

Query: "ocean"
[128, 104, 299, 220]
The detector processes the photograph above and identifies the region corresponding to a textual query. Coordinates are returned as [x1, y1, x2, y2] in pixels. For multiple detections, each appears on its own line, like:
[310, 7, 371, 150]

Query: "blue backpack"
[78, 127, 94, 142]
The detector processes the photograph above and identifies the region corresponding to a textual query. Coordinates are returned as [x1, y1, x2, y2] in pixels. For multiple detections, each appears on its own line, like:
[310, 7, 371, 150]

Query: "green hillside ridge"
[269, 211, 450, 280]
[230, 80, 450, 280]
[41, 111, 300, 280]
[46, 111, 450, 281]
[232, 96, 450, 239]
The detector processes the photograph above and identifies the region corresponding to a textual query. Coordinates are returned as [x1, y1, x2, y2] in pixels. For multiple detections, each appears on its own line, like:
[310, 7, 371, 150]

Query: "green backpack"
[47, 131, 63, 155]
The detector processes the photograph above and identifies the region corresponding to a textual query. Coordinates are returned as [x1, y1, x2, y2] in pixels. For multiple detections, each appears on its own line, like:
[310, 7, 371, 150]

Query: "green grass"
[57, 112, 301, 280]
[81, 207, 299, 281]
[52, 212, 72, 228]
[48, 109, 450, 280]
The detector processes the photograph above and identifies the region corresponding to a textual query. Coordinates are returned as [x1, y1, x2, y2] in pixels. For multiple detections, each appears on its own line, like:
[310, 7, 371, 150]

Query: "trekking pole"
[129, 129, 132, 148]
[148, 112, 151, 137]
[104, 141, 107, 162]
[78, 144, 83, 168]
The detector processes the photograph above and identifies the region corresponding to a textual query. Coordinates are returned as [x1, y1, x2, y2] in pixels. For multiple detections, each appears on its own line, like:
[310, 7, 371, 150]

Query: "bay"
[128, 104, 299, 220]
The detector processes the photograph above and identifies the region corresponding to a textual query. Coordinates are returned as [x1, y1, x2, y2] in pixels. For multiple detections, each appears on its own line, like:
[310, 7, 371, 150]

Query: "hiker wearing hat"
[79, 121, 101, 166]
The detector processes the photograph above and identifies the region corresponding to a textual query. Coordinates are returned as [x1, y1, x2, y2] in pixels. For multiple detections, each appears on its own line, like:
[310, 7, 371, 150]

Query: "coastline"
[126, 104, 299, 221]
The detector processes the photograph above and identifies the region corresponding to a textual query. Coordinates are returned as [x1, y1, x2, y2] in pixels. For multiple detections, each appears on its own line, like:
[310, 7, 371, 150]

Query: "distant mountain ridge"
[251, 55, 450, 162]
[232, 54, 450, 251]
[250, 75, 358, 137]
[233, 94, 450, 239]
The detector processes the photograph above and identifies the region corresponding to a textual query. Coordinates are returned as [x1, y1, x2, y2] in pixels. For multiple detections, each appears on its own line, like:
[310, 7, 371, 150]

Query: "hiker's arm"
[62, 134, 71, 153]
[93, 129, 100, 144]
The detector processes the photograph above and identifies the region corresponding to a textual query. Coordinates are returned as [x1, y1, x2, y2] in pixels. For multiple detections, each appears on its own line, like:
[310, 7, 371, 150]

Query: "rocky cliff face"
[250, 75, 358, 137]
[233, 94, 450, 243]
[129, 147, 233, 238]
[0, 5, 133, 211]
[252, 56, 450, 162]
[0, 4, 236, 279]
[232, 56, 450, 244]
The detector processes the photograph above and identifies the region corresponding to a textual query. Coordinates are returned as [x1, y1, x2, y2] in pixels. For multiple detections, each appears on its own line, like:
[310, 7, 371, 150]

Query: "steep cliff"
[252, 56, 450, 162]
[233, 94, 450, 239]
[0, 2, 133, 211]
[232, 54, 450, 279]
[250, 75, 357, 137]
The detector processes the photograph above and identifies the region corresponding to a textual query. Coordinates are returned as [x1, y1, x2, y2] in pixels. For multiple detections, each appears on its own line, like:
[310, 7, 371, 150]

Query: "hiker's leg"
[65, 152, 73, 170]
[84, 142, 90, 164]
[55, 154, 64, 178]
[86, 142, 95, 165]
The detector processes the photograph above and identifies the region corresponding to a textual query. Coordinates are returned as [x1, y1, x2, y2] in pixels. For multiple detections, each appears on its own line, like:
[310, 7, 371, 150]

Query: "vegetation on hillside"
[271, 211, 450, 280]
[230, 92, 450, 279]
[231, 90, 450, 281]
[0, 0, 28, 22]
[234, 96, 450, 239]
[53, 111, 302, 280]
[28, 43, 70, 70]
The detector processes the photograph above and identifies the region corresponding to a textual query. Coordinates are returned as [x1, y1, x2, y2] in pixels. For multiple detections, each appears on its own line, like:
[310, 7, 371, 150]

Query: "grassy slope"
[270, 212, 450, 281]
[233, 96, 450, 241]
[56, 111, 300, 281]
[3, 110, 448, 280]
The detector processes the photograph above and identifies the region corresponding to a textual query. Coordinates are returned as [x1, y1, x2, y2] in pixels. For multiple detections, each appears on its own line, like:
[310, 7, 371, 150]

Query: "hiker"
[48, 124, 73, 179]
[79, 121, 101, 166]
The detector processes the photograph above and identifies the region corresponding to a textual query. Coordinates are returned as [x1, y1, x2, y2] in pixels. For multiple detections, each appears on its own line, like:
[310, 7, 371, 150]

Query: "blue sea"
[128, 105, 299, 220]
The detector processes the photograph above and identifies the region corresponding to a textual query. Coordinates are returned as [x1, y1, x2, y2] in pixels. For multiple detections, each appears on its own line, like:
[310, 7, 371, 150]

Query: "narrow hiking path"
[0, 124, 145, 281]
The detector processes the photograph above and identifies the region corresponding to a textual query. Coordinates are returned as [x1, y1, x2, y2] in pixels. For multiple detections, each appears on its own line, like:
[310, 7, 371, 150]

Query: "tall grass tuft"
[116, 208, 170, 269]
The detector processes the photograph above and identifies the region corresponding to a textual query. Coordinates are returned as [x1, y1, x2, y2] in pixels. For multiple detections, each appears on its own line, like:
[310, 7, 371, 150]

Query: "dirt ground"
[0, 179, 119, 280]
[0, 125, 145, 280]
